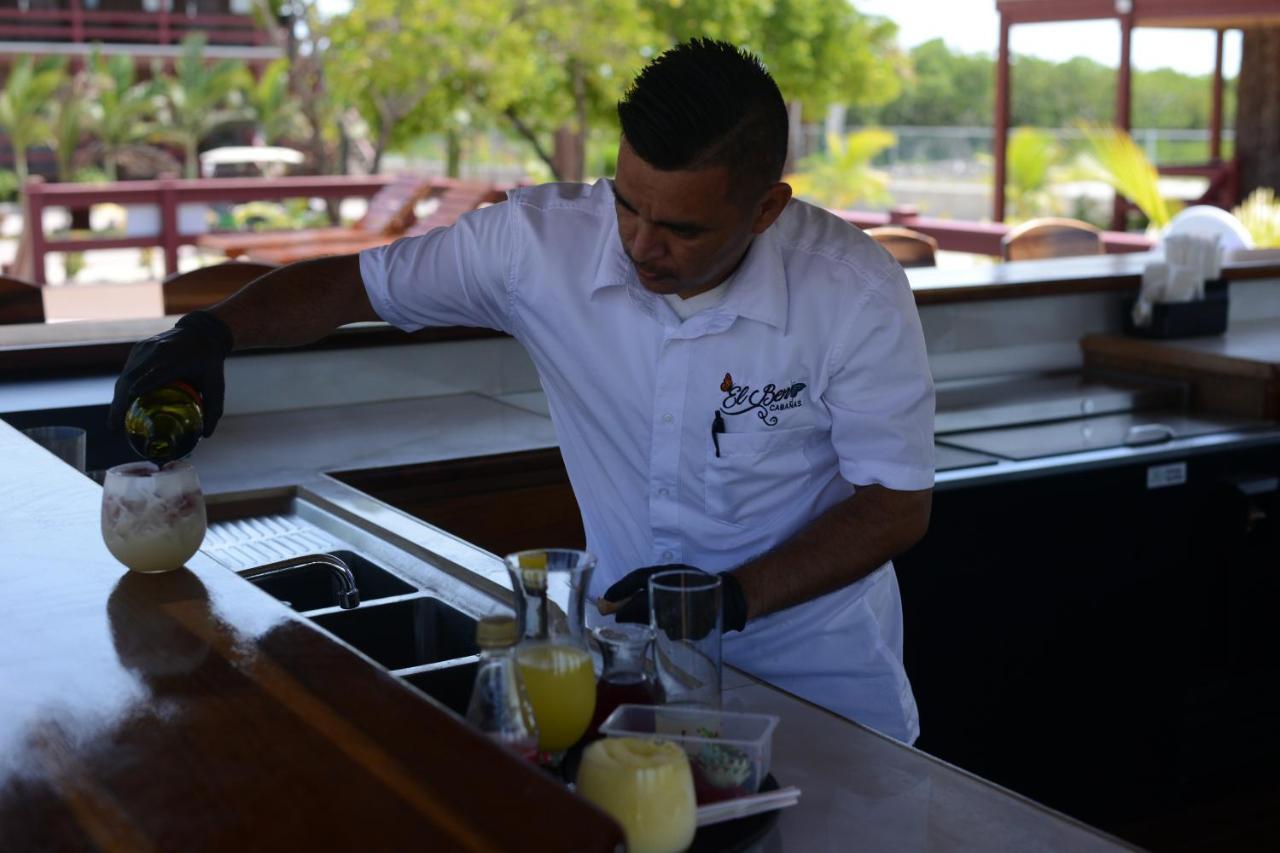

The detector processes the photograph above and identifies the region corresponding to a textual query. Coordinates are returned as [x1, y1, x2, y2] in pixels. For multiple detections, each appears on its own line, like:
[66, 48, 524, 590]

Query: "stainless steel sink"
[401, 661, 480, 716]
[311, 597, 479, 670]
[247, 549, 415, 611]
[204, 487, 505, 716]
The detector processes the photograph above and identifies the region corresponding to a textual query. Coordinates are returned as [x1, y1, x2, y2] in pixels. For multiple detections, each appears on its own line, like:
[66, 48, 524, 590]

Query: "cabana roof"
[996, 0, 1280, 28]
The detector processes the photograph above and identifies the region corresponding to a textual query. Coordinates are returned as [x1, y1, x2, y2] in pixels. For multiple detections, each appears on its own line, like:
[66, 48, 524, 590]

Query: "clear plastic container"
[598, 704, 780, 804]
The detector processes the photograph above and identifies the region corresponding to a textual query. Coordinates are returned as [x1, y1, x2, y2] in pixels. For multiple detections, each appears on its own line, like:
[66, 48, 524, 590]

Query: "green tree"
[0, 57, 66, 186]
[84, 53, 161, 181]
[325, 0, 500, 174]
[867, 39, 992, 127]
[151, 35, 252, 178]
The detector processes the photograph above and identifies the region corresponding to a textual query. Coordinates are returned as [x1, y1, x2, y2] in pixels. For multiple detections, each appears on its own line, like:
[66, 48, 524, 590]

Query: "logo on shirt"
[718, 372, 806, 427]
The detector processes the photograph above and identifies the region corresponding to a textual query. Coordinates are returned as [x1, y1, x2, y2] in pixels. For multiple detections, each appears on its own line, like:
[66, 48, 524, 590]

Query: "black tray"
[689, 774, 783, 853]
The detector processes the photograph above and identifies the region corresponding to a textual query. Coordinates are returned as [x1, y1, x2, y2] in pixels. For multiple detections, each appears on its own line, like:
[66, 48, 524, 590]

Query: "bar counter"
[0, 419, 1139, 851]
[0, 420, 624, 851]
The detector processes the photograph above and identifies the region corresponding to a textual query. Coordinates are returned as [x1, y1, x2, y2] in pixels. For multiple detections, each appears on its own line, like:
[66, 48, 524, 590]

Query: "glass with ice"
[100, 461, 206, 573]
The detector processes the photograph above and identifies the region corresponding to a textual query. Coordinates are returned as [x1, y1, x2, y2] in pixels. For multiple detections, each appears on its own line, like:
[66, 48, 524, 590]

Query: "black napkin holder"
[1123, 277, 1228, 339]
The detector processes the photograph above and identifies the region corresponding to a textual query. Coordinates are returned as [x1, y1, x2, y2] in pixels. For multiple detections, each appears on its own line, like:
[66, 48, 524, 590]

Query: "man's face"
[613, 139, 786, 298]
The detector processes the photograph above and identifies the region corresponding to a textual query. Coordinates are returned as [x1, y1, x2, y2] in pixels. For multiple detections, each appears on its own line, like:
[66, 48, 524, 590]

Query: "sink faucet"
[240, 553, 360, 609]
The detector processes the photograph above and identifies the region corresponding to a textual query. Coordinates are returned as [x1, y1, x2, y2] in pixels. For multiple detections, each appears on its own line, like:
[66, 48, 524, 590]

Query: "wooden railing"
[15, 175, 397, 284]
[0, 6, 270, 46]
[834, 206, 1154, 256]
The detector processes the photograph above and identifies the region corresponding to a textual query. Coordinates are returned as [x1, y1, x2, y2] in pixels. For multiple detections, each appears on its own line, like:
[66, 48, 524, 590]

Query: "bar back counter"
[4, 249, 1279, 849]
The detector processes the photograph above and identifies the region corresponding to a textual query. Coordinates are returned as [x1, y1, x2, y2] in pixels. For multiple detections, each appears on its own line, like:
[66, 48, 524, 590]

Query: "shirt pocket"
[705, 426, 817, 527]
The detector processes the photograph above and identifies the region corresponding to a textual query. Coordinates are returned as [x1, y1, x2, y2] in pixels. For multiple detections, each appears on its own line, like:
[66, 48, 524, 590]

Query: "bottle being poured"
[124, 381, 205, 464]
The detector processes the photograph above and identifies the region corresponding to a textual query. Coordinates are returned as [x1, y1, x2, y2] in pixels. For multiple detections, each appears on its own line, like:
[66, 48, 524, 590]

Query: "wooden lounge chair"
[0, 273, 45, 324]
[162, 261, 277, 315]
[866, 226, 938, 268]
[243, 180, 507, 266]
[1002, 217, 1103, 262]
[196, 173, 436, 259]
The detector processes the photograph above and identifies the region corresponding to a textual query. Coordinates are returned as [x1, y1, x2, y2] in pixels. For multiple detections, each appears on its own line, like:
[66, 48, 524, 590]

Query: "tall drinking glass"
[505, 548, 597, 759]
[23, 426, 87, 473]
[650, 569, 722, 708]
[101, 461, 206, 574]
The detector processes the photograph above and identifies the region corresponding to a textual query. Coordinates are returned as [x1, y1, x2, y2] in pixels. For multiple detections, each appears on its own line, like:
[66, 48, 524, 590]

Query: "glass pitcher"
[505, 548, 597, 758]
[588, 622, 657, 739]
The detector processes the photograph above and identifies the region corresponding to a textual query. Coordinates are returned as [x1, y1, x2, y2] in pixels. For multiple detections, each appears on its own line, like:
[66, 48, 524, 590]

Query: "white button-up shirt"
[361, 180, 935, 742]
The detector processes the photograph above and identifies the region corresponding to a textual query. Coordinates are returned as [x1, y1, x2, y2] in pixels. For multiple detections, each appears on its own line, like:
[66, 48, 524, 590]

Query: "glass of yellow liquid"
[505, 548, 598, 762]
[577, 737, 697, 853]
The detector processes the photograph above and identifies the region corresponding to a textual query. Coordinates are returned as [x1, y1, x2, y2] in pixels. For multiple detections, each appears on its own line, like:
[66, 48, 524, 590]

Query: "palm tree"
[0, 57, 66, 186]
[85, 52, 161, 181]
[247, 58, 305, 145]
[1077, 125, 1175, 230]
[48, 66, 95, 182]
[151, 35, 252, 178]
[785, 128, 896, 210]
[1005, 128, 1064, 222]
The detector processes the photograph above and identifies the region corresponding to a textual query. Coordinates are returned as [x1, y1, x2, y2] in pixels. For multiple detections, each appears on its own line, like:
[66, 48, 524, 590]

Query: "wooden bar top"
[909, 248, 1280, 305]
[0, 420, 623, 851]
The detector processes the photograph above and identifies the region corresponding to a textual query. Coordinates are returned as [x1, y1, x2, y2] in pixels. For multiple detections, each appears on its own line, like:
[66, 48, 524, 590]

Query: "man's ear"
[752, 182, 793, 234]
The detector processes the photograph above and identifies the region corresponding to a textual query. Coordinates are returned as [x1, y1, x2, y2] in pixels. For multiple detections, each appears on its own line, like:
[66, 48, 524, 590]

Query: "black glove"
[107, 310, 235, 438]
[600, 564, 749, 633]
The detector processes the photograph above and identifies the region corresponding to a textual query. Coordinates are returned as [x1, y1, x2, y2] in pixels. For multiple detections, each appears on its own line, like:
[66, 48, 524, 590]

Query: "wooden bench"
[243, 181, 507, 265]
[196, 173, 436, 259]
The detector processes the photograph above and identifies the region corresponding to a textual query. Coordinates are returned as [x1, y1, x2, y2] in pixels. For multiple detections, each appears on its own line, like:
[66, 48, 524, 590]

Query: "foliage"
[851, 38, 1235, 135]
[63, 251, 86, 281]
[1005, 128, 1064, 221]
[247, 59, 305, 146]
[0, 169, 18, 203]
[228, 199, 328, 232]
[0, 57, 66, 185]
[785, 128, 895, 209]
[151, 35, 253, 179]
[85, 52, 162, 180]
[48, 66, 95, 182]
[1233, 188, 1280, 248]
[871, 39, 991, 127]
[1076, 125, 1176, 228]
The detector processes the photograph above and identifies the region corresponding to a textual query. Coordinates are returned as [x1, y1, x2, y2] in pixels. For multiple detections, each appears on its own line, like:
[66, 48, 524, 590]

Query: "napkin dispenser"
[1124, 234, 1229, 339]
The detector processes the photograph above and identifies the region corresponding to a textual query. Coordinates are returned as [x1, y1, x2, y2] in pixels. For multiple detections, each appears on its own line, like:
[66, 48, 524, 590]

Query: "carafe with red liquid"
[588, 623, 657, 738]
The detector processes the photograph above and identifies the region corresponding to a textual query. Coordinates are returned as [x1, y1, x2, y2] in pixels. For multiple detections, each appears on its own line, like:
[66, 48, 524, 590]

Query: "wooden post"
[69, 0, 84, 43]
[24, 178, 47, 285]
[1112, 12, 1135, 232]
[993, 16, 1011, 223]
[1211, 29, 1225, 164]
[158, 175, 180, 280]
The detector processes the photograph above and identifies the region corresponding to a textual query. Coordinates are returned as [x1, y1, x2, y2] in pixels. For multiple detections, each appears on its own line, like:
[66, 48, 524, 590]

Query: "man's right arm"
[108, 252, 379, 434]
[208, 253, 378, 351]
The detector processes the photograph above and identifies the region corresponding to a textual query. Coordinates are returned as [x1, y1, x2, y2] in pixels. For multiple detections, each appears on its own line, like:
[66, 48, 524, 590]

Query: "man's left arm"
[730, 483, 931, 620]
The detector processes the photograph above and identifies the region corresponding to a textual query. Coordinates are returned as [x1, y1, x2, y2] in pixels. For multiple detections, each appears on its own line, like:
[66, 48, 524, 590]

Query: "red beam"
[1211, 29, 1225, 162]
[993, 16, 1011, 223]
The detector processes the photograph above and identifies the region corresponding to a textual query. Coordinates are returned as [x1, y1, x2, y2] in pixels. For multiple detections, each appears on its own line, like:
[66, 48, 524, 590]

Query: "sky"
[855, 0, 1242, 77]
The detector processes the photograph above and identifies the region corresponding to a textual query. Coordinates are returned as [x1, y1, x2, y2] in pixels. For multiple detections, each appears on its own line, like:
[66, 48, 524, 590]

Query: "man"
[110, 39, 935, 743]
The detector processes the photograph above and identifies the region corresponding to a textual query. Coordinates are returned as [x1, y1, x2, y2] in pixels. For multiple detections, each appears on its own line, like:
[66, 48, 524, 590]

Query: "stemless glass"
[505, 548, 597, 759]
[100, 461, 206, 574]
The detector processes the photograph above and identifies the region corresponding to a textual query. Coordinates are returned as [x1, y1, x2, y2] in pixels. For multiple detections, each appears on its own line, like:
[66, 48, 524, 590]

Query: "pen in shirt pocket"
[712, 410, 725, 457]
